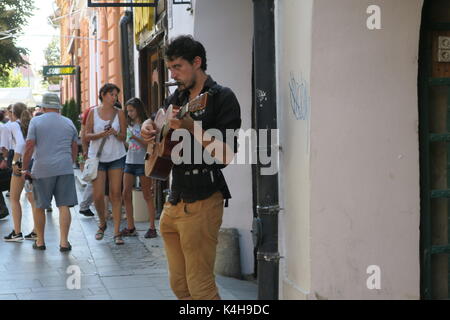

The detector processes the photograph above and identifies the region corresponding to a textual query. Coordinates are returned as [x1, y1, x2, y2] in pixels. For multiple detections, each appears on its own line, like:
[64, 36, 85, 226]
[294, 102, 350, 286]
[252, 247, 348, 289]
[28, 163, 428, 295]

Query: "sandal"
[114, 234, 124, 245]
[95, 224, 107, 240]
[32, 240, 46, 250]
[120, 227, 137, 237]
[60, 242, 72, 252]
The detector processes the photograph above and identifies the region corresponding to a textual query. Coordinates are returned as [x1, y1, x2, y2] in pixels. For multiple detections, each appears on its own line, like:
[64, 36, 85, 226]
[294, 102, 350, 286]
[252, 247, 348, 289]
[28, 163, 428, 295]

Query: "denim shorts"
[124, 163, 145, 176]
[98, 156, 125, 172]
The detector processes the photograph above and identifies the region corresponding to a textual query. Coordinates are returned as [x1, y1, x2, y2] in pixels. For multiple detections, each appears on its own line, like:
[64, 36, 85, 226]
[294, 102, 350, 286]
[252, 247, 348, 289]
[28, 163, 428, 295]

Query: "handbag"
[0, 168, 12, 192]
[81, 110, 117, 182]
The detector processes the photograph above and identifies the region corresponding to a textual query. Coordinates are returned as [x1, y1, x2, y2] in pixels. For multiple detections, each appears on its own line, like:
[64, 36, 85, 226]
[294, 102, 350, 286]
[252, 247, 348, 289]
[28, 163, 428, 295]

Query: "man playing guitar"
[141, 35, 241, 300]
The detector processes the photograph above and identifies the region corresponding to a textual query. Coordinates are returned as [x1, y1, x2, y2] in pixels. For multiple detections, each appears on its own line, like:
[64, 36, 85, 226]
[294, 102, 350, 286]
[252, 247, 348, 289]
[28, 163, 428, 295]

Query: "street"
[0, 170, 257, 300]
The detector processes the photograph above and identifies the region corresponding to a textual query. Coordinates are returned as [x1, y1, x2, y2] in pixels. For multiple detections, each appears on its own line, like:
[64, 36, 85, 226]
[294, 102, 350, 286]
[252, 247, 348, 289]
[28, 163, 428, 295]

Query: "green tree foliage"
[42, 36, 61, 85]
[0, 68, 27, 87]
[0, 0, 35, 77]
[62, 99, 81, 133]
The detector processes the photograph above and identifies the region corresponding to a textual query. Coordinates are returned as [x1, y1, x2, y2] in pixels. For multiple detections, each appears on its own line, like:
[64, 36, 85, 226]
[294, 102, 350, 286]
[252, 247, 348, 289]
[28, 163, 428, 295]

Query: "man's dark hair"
[0, 111, 4, 122]
[165, 35, 207, 71]
[99, 83, 120, 102]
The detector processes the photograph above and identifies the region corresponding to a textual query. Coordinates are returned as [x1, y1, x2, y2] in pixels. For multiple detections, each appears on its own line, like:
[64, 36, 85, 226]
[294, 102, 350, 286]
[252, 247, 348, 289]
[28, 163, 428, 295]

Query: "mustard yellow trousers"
[160, 191, 224, 300]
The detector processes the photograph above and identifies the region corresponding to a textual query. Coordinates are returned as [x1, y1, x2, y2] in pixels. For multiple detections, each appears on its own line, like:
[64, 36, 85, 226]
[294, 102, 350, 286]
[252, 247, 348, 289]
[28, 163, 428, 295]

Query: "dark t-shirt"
[162, 76, 242, 203]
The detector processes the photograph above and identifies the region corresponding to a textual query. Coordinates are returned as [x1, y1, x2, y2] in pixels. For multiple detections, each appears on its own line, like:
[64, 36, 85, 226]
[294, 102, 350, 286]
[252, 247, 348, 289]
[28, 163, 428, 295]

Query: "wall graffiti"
[289, 72, 310, 121]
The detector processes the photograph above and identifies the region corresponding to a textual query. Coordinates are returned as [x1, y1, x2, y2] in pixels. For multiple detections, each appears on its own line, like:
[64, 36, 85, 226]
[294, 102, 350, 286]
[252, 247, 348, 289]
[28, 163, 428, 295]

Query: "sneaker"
[4, 230, 23, 242]
[79, 208, 95, 217]
[24, 231, 38, 240]
[144, 228, 157, 239]
[0, 211, 8, 220]
[120, 227, 137, 237]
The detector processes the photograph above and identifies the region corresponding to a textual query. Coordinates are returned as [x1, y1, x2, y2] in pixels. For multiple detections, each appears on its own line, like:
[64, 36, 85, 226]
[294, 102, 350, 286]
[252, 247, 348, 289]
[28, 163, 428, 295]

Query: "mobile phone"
[104, 124, 112, 130]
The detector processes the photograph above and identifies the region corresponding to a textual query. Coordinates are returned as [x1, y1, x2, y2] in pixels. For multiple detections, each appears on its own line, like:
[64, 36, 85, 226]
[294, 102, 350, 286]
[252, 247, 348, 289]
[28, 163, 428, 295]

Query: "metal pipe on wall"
[253, 0, 280, 300]
[120, 10, 135, 103]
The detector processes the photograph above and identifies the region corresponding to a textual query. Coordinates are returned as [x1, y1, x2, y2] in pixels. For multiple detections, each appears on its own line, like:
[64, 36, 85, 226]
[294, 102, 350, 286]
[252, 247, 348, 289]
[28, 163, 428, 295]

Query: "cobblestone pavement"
[0, 171, 257, 300]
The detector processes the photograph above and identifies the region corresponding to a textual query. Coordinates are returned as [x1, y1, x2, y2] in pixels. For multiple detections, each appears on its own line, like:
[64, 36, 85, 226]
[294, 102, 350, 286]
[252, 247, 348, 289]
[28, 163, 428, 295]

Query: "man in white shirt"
[0, 110, 11, 220]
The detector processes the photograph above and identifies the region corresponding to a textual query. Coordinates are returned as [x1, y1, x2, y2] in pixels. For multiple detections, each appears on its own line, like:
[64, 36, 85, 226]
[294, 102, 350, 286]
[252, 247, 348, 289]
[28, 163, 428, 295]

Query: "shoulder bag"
[81, 110, 117, 182]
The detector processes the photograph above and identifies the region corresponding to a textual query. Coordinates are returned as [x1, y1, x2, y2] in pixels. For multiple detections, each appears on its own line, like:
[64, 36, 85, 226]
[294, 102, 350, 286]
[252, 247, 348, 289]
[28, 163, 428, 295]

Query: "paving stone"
[108, 286, 165, 300]
[98, 269, 135, 277]
[0, 279, 42, 290]
[0, 294, 18, 300]
[101, 275, 154, 289]
[0, 288, 32, 295]
[0, 171, 257, 300]
[131, 268, 168, 275]
[39, 274, 103, 289]
[81, 295, 111, 300]
[159, 289, 177, 298]
[88, 287, 109, 296]
[218, 288, 239, 300]
[17, 291, 87, 300]
[32, 286, 69, 293]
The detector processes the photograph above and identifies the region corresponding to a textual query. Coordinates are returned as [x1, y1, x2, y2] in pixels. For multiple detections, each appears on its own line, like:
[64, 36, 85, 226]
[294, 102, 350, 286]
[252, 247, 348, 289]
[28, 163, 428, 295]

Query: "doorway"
[419, 0, 450, 299]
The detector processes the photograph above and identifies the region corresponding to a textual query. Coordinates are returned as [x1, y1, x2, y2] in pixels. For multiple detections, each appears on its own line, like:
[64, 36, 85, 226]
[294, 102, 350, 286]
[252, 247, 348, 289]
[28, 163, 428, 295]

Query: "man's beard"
[180, 76, 196, 91]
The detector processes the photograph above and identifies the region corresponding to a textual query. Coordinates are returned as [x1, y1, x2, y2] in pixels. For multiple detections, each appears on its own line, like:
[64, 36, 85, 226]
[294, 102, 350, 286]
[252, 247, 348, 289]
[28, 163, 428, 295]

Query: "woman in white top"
[120, 98, 157, 239]
[3, 103, 37, 242]
[85, 83, 127, 245]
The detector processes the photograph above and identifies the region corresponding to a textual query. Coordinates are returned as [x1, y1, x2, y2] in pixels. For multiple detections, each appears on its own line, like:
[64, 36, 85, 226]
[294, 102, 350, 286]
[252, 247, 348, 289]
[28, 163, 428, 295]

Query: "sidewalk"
[0, 171, 257, 300]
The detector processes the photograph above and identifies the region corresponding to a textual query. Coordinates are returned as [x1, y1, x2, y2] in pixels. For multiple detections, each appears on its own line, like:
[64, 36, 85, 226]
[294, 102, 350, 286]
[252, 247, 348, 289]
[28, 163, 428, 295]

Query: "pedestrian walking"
[84, 83, 127, 245]
[1, 105, 14, 199]
[0, 111, 11, 220]
[22, 93, 79, 251]
[78, 105, 95, 217]
[3, 102, 37, 242]
[120, 97, 157, 238]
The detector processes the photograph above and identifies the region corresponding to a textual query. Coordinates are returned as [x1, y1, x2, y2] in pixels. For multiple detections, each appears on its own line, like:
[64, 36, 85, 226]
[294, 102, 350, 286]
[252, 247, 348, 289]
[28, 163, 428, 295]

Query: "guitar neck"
[176, 93, 207, 119]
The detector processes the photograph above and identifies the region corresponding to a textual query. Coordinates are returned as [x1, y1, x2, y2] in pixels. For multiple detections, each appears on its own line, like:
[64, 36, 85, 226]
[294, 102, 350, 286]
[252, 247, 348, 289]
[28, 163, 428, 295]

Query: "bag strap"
[96, 109, 118, 158]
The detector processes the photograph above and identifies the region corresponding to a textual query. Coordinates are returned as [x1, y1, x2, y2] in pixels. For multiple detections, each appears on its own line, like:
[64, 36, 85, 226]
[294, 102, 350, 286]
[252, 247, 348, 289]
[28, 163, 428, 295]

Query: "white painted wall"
[168, 0, 195, 40]
[89, 15, 97, 107]
[193, 0, 254, 276]
[276, 0, 313, 300]
[133, 35, 140, 98]
[307, 0, 423, 299]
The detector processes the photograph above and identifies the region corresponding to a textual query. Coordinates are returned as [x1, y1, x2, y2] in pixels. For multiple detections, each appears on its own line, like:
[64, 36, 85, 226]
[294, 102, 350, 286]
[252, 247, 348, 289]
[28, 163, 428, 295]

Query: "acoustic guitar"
[144, 93, 209, 180]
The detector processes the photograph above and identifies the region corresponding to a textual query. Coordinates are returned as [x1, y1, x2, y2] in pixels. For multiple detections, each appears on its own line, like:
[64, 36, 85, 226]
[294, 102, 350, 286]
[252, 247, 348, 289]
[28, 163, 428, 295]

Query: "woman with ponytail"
[3, 103, 37, 242]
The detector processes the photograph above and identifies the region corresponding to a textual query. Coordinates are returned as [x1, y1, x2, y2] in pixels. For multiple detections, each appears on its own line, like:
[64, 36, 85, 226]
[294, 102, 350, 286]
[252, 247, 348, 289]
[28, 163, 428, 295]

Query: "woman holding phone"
[84, 83, 127, 245]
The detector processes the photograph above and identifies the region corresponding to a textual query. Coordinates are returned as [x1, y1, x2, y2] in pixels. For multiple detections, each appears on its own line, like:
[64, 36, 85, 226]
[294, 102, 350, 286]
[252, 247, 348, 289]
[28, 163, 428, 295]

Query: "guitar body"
[145, 93, 208, 180]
